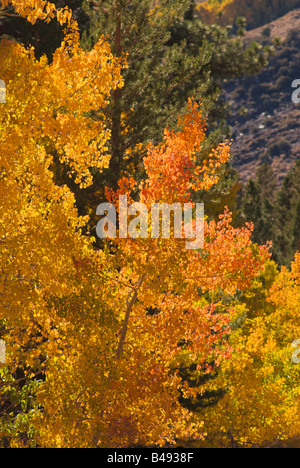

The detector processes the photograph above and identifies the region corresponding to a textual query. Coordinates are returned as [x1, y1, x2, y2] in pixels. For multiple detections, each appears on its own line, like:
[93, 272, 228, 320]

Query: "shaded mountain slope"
[222, 9, 300, 187]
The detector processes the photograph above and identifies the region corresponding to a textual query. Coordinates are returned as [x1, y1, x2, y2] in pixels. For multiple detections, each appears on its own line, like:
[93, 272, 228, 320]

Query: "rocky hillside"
[244, 7, 300, 44]
[223, 9, 300, 187]
[195, 0, 300, 30]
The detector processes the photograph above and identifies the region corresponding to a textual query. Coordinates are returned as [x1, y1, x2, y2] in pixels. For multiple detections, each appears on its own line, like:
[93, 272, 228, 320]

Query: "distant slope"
[244, 8, 300, 44]
[222, 9, 300, 187]
[195, 0, 300, 30]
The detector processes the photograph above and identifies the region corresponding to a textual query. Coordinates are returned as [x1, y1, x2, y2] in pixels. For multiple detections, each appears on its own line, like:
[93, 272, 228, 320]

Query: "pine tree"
[292, 201, 300, 254]
[70, 0, 271, 232]
[184, 0, 195, 21]
[81, 0, 195, 189]
[80, 0, 271, 175]
[240, 166, 275, 248]
[273, 161, 300, 267]
[241, 179, 263, 228]
[255, 162, 277, 202]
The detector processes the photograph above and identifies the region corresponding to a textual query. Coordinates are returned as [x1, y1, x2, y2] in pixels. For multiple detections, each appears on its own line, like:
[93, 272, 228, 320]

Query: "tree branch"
[115, 273, 147, 360]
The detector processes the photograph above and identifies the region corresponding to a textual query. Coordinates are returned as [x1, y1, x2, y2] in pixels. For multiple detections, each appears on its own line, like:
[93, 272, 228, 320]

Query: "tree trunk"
[110, 1, 123, 189]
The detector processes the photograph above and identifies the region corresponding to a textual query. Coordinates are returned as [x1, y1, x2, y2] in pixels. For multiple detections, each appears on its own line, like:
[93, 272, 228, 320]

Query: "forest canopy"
[0, 0, 299, 449]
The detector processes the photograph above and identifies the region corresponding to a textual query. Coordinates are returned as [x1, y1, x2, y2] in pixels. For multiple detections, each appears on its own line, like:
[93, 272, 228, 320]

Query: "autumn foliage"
[0, 0, 299, 449]
[0, 0, 73, 25]
[199, 254, 300, 447]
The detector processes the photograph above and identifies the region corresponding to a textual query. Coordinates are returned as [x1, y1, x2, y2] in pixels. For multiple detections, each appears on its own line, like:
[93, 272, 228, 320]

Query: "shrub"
[268, 138, 291, 156]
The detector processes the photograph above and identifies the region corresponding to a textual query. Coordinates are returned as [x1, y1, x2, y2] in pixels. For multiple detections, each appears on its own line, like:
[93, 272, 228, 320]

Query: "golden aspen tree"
[0, 0, 124, 446]
[199, 254, 300, 447]
[0, 0, 72, 25]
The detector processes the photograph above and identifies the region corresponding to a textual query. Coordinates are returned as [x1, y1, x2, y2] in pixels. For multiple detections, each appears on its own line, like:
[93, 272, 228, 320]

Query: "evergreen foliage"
[239, 161, 300, 268]
[73, 0, 271, 229]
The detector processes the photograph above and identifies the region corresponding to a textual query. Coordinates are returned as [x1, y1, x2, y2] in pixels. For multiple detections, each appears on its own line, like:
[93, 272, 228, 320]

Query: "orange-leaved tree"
[33, 101, 271, 447]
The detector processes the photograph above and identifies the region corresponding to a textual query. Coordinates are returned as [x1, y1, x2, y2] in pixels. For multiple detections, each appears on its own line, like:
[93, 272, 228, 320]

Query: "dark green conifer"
[80, 1, 270, 186]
